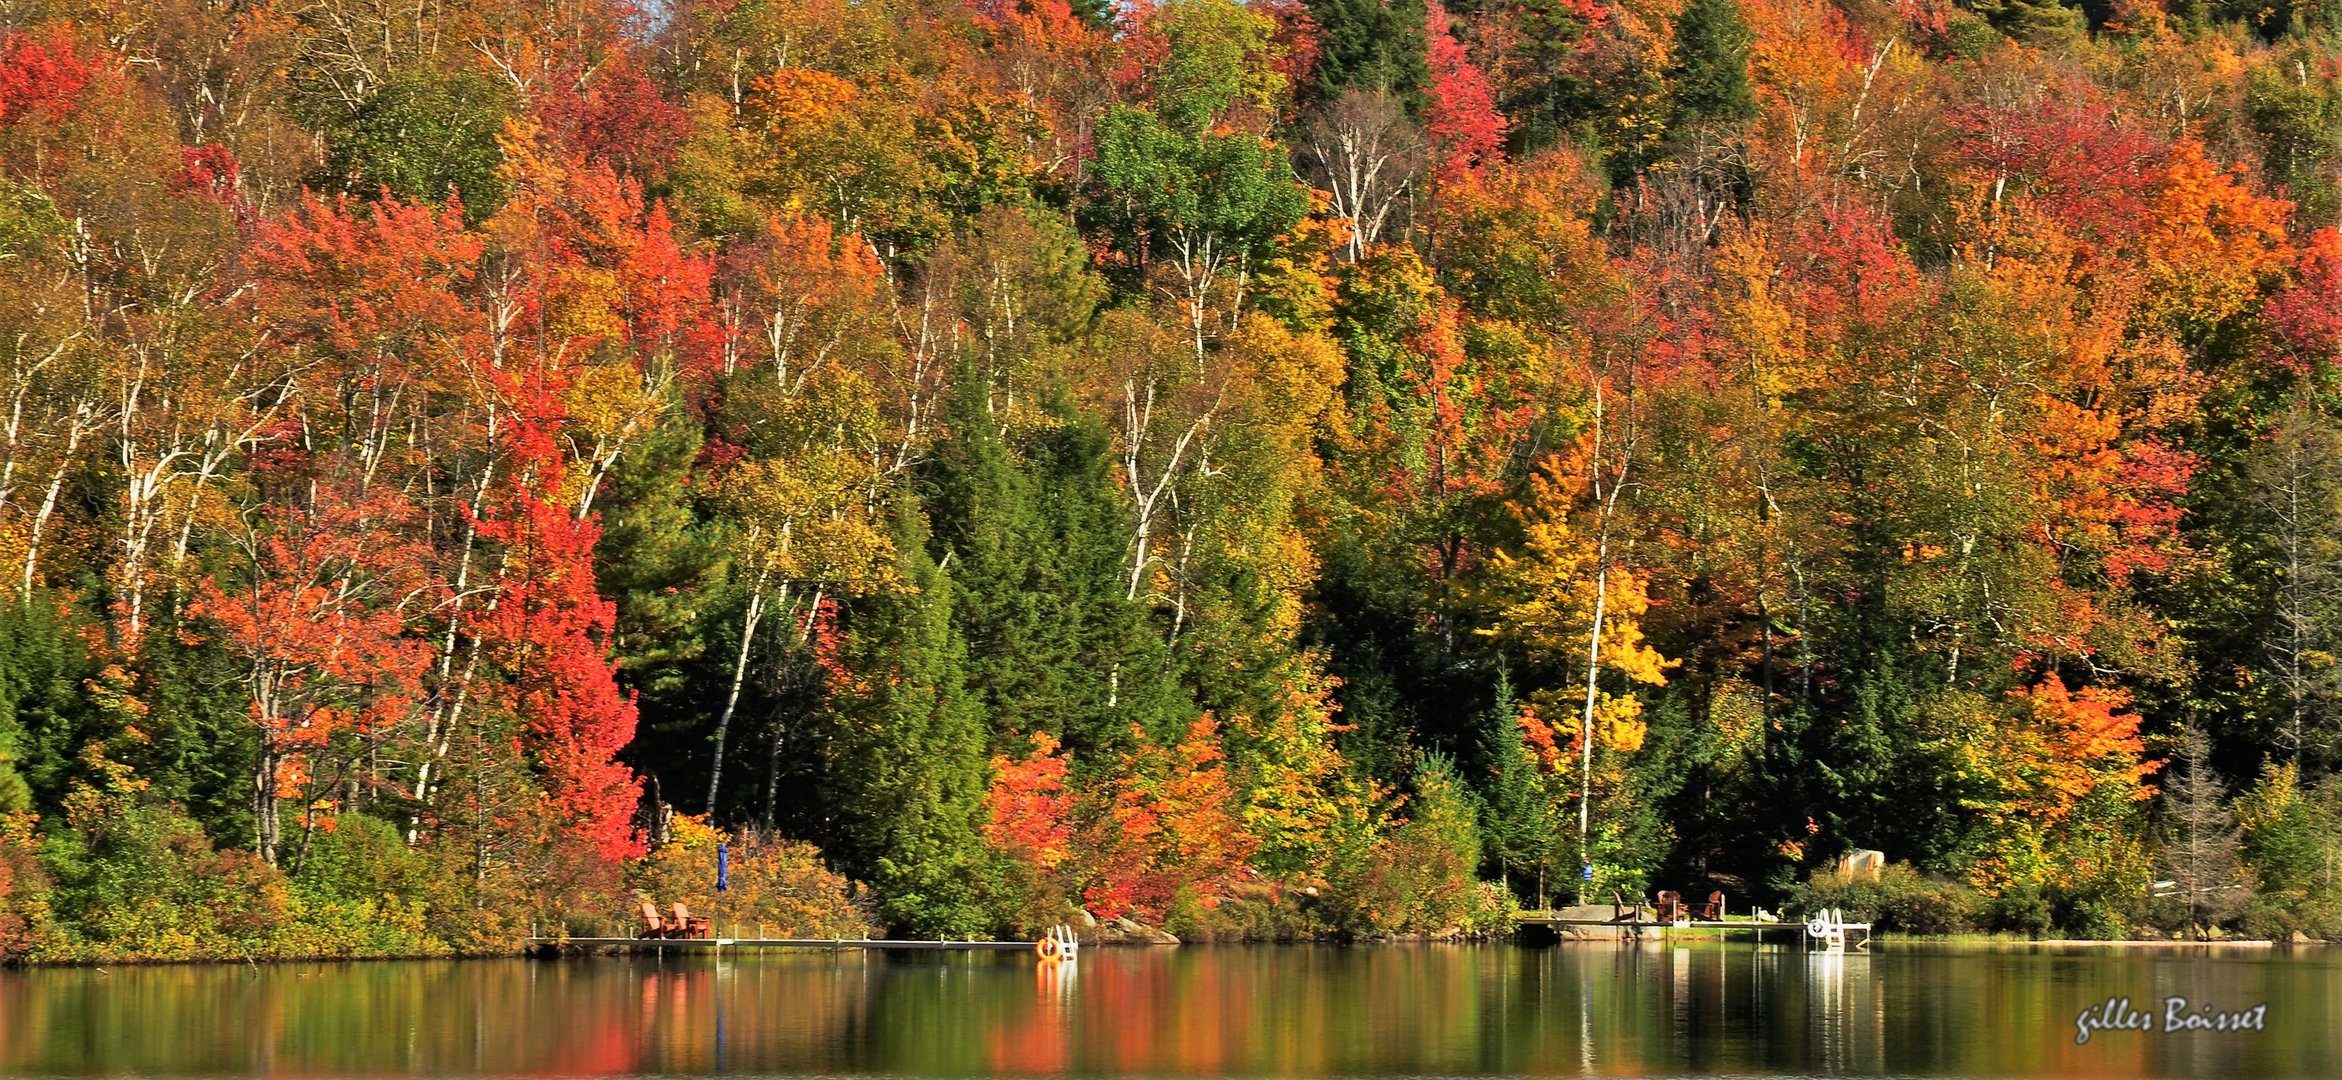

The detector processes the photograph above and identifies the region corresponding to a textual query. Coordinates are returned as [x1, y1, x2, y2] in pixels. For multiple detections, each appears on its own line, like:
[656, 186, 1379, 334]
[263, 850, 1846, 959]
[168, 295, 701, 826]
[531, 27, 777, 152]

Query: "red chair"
[670, 902, 712, 940]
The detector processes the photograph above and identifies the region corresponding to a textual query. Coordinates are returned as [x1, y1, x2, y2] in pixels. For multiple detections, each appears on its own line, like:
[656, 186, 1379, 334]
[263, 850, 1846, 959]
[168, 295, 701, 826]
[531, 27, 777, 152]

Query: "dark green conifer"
[814, 499, 992, 936]
[1666, 0, 1758, 130]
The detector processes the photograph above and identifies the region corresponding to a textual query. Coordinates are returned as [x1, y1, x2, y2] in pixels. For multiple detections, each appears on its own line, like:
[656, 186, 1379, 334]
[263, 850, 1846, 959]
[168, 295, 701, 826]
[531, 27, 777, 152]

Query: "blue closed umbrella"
[717, 842, 730, 893]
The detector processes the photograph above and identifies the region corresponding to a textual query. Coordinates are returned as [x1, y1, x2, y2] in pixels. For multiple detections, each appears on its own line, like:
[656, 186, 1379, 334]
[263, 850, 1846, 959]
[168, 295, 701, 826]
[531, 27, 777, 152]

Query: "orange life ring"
[1036, 935, 1062, 961]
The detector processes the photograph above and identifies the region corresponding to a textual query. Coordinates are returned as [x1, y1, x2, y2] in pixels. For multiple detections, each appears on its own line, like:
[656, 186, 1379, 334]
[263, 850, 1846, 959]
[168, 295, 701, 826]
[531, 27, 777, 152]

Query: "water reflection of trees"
[0, 946, 2327, 1075]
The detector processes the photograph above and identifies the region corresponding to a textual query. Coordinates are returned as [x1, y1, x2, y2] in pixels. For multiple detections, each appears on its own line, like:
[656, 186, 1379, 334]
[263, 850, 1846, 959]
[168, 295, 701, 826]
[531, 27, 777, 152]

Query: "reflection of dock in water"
[535, 924, 1084, 958]
[529, 937, 1047, 956]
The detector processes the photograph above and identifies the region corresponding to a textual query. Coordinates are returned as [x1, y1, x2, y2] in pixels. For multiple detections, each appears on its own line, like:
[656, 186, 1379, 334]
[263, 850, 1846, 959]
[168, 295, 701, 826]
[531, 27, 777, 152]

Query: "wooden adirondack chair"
[1693, 890, 1726, 921]
[670, 902, 712, 940]
[1655, 890, 1684, 923]
[639, 901, 672, 939]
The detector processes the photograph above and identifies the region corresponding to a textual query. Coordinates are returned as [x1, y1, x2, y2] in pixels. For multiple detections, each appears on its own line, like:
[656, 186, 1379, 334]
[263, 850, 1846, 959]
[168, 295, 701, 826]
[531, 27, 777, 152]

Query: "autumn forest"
[0, 0, 2340, 960]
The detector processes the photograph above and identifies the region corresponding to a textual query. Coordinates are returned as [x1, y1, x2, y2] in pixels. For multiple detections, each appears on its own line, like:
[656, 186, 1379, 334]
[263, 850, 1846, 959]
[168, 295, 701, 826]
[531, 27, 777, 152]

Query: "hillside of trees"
[2, 0, 2341, 958]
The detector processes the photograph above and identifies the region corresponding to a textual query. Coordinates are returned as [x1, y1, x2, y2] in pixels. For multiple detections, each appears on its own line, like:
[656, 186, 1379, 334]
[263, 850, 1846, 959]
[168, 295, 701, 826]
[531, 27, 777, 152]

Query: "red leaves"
[1425, 0, 1508, 184]
[473, 488, 645, 863]
[2266, 228, 2342, 376]
[531, 54, 689, 179]
[175, 145, 247, 218]
[1952, 79, 2166, 248]
[0, 27, 90, 126]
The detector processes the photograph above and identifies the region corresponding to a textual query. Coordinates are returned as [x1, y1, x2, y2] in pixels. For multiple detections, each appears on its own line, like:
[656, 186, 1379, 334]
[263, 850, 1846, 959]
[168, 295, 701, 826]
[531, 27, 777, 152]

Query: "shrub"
[0, 812, 49, 960]
[630, 816, 877, 939]
[1980, 884, 2054, 936]
[1788, 863, 1980, 935]
[289, 814, 457, 957]
[2234, 765, 2342, 941]
[1323, 755, 1511, 937]
[35, 789, 302, 962]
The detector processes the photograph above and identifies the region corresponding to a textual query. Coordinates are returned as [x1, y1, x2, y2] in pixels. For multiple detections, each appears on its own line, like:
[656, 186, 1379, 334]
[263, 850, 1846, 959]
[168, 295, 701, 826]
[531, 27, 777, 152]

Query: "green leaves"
[324, 70, 519, 218]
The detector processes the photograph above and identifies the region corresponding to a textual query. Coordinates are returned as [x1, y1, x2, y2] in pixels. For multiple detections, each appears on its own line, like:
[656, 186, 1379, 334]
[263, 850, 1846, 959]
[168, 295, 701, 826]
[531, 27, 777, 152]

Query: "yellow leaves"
[714, 454, 896, 595]
[2233, 762, 2301, 836]
[1486, 461, 1675, 690]
[544, 265, 626, 344]
[563, 363, 660, 453]
[1594, 693, 1646, 754]
[1205, 314, 1348, 636]
[1713, 221, 1809, 406]
[663, 812, 731, 853]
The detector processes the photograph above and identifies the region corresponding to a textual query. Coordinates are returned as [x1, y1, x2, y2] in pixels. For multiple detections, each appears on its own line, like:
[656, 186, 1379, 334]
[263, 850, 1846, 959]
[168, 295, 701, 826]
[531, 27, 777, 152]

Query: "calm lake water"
[0, 942, 2334, 1077]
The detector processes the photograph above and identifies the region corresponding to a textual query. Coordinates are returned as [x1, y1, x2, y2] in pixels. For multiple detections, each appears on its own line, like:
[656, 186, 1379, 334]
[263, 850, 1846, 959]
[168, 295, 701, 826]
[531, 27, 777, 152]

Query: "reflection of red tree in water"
[540, 967, 708, 1074]
[980, 954, 1244, 1075]
[987, 962, 1075, 1073]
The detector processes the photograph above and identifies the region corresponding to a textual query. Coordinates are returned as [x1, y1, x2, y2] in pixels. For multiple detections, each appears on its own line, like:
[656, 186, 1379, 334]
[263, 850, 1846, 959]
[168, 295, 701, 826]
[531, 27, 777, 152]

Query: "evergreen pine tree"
[922, 377, 1189, 762]
[1665, 0, 1758, 130]
[1477, 672, 1556, 905]
[593, 416, 729, 811]
[815, 499, 993, 936]
[1303, 0, 1432, 111]
[0, 594, 93, 816]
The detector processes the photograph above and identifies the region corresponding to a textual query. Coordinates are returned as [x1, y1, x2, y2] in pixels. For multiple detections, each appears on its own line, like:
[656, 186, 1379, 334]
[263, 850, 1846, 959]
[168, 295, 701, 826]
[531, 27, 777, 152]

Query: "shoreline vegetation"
[9, 0, 2342, 971]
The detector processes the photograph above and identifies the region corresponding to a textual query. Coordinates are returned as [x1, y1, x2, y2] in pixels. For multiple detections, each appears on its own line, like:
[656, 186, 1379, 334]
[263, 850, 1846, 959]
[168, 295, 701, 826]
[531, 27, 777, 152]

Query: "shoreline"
[5, 931, 2330, 969]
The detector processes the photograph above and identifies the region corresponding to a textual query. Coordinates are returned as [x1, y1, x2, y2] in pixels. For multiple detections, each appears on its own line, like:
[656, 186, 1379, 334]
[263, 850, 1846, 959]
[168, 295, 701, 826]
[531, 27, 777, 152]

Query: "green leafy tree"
[1090, 0, 1309, 360]
[324, 70, 519, 218]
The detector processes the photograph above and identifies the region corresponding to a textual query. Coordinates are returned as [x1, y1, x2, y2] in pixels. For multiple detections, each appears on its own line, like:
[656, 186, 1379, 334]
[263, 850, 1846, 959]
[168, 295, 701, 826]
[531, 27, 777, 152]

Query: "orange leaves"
[1939, 673, 2156, 892]
[984, 731, 1080, 873]
[981, 716, 1258, 924]
[1084, 715, 1257, 920]
[490, 123, 717, 369]
[1517, 703, 1563, 772]
[2141, 140, 2292, 333]
[2012, 674, 2153, 798]
[191, 490, 435, 740]
[1424, 150, 1610, 326]
[249, 191, 486, 379]
[472, 487, 645, 863]
[753, 68, 862, 135]
[189, 485, 437, 857]
[1741, 0, 1875, 176]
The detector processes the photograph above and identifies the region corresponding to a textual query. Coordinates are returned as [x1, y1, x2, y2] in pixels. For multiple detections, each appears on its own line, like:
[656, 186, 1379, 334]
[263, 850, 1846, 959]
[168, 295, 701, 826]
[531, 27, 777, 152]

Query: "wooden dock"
[1513, 910, 1872, 951]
